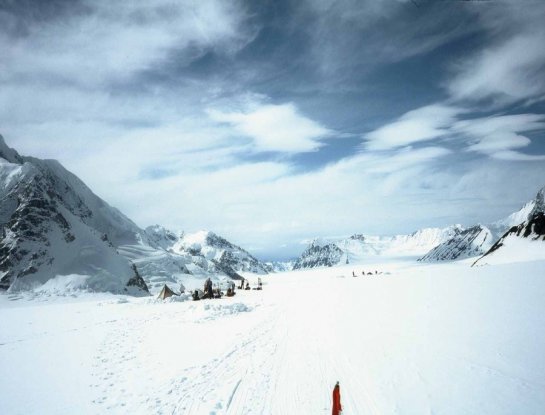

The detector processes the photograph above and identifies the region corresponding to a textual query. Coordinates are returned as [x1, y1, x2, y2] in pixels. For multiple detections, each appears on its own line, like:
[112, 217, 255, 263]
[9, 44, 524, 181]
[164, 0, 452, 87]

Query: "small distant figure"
[375, 270, 378, 275]
[226, 287, 235, 297]
[245, 280, 250, 290]
[362, 270, 365, 276]
[332, 381, 342, 415]
[192, 290, 200, 301]
[257, 277, 263, 290]
[238, 278, 245, 290]
[203, 277, 213, 299]
[179, 283, 185, 294]
[352, 271, 356, 277]
[367, 272, 372, 275]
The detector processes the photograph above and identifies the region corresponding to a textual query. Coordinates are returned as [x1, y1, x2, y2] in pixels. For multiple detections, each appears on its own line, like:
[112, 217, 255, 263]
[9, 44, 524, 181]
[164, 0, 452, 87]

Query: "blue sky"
[1, 0, 545, 260]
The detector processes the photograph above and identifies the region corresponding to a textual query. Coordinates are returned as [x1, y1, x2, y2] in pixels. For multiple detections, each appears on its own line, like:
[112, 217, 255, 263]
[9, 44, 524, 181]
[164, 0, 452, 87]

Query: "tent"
[157, 284, 177, 300]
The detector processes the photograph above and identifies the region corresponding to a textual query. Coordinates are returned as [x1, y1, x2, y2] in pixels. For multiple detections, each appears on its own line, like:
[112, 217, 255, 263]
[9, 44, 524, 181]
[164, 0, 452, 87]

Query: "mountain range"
[292, 187, 545, 269]
[0, 136, 270, 294]
[1, 134, 543, 293]
[292, 227, 461, 269]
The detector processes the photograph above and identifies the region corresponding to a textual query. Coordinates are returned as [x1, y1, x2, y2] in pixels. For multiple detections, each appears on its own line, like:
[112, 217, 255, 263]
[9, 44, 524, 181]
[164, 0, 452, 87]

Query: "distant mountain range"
[292, 186, 545, 269]
[1, 134, 543, 292]
[293, 227, 461, 269]
[0, 135, 271, 294]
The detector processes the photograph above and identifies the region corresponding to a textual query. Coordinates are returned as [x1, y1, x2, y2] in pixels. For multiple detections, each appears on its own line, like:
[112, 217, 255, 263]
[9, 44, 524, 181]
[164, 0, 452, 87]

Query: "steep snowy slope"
[0, 136, 149, 294]
[293, 227, 459, 269]
[419, 225, 494, 261]
[421, 185, 545, 262]
[474, 211, 545, 266]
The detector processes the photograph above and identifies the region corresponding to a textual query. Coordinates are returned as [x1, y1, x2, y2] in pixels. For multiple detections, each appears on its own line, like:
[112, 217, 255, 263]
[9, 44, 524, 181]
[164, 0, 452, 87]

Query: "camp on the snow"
[157, 284, 178, 300]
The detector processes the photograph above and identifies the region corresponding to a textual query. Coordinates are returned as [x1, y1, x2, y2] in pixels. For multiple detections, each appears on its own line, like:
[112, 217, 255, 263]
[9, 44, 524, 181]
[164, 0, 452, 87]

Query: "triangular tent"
[157, 284, 177, 300]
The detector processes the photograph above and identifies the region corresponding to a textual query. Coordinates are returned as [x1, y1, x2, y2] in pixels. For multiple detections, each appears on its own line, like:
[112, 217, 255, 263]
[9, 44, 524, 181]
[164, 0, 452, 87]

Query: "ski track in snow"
[1, 260, 545, 414]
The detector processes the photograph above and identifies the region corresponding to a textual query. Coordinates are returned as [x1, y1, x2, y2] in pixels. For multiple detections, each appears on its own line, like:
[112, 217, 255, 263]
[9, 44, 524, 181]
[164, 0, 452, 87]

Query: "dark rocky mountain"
[0, 135, 149, 294]
[293, 241, 344, 270]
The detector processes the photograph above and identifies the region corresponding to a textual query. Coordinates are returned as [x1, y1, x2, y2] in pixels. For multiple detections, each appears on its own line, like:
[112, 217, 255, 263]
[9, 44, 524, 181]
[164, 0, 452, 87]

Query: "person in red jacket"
[332, 381, 342, 415]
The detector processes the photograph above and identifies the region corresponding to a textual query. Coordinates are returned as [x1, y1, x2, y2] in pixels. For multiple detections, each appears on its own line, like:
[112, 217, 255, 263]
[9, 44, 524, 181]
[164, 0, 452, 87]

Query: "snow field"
[1, 260, 545, 414]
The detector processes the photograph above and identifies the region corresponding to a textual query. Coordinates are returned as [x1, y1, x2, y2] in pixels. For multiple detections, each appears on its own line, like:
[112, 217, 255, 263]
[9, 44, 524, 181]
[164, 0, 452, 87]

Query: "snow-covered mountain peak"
[533, 186, 545, 215]
[181, 230, 216, 248]
[144, 225, 179, 250]
[307, 237, 332, 248]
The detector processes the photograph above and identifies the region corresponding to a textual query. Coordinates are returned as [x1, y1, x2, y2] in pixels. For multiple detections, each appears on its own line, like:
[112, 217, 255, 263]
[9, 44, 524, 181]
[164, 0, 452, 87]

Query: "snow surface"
[474, 236, 545, 266]
[1, 260, 545, 414]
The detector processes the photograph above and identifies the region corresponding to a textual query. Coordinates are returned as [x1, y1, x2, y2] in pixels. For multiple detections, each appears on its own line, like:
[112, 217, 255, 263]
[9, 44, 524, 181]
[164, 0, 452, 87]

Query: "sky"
[1, 0, 545, 260]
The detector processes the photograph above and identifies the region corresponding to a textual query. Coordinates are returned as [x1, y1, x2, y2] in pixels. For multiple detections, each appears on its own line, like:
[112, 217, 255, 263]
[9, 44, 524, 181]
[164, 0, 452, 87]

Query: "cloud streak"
[0, 0, 255, 87]
[208, 102, 331, 153]
[365, 105, 545, 161]
[455, 114, 545, 159]
[364, 105, 461, 150]
[448, 32, 545, 105]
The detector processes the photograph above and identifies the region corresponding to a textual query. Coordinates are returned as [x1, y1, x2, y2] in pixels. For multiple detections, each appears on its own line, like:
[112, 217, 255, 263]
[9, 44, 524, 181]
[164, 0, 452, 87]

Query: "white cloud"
[453, 114, 545, 159]
[365, 103, 545, 160]
[490, 151, 545, 162]
[364, 104, 460, 150]
[207, 103, 331, 153]
[0, 0, 254, 87]
[356, 146, 451, 175]
[447, 31, 545, 104]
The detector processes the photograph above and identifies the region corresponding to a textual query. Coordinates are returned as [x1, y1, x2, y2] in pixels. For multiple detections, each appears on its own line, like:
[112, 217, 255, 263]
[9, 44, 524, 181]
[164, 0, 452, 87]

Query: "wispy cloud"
[300, 0, 478, 80]
[454, 114, 545, 160]
[0, 0, 255, 87]
[364, 105, 460, 150]
[365, 104, 545, 160]
[445, 1, 545, 105]
[208, 102, 332, 153]
[447, 32, 545, 105]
